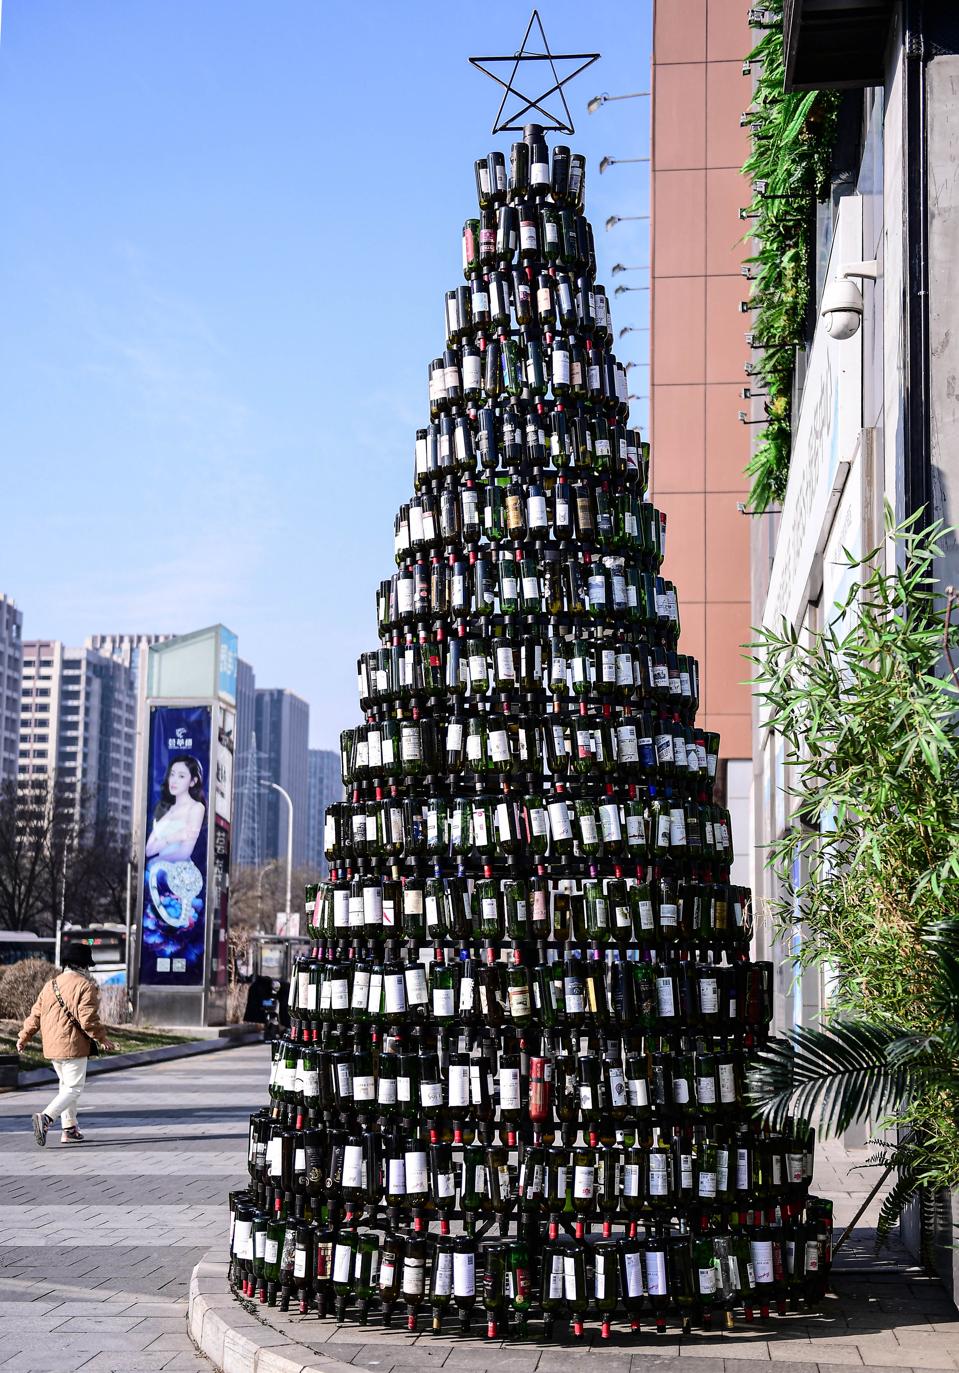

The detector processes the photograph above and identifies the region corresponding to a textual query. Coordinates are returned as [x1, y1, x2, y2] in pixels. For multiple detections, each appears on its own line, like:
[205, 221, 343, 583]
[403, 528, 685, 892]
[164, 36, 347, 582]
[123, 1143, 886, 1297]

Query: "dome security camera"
[820, 260, 879, 341]
[820, 277, 864, 339]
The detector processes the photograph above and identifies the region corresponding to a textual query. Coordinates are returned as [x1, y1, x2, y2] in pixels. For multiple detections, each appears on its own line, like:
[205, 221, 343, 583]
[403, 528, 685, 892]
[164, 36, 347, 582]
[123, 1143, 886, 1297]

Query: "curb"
[8, 1030, 263, 1090]
[189, 1250, 357, 1373]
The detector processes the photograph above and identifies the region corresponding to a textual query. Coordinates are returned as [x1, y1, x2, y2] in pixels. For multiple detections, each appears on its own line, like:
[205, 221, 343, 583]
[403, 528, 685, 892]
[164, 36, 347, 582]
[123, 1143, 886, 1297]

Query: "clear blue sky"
[0, 0, 651, 748]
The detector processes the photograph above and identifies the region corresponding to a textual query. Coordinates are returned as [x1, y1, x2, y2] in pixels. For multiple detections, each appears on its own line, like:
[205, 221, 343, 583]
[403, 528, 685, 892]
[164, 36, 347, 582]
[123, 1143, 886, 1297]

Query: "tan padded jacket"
[19, 969, 109, 1060]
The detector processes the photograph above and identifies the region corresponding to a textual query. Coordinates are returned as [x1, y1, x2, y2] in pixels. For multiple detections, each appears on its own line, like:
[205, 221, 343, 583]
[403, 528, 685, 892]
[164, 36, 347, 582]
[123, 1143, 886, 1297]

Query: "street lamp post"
[587, 91, 650, 114]
[599, 156, 650, 174]
[606, 214, 650, 231]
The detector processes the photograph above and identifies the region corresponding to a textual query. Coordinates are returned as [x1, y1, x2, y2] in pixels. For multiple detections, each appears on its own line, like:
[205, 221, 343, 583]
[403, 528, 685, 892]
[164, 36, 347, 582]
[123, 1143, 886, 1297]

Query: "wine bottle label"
[624, 1162, 641, 1197]
[336, 1062, 353, 1098]
[548, 800, 573, 840]
[607, 1066, 626, 1106]
[378, 1077, 397, 1106]
[463, 354, 482, 389]
[367, 970, 383, 1011]
[648, 1153, 668, 1196]
[660, 902, 678, 928]
[579, 814, 598, 845]
[698, 1265, 717, 1296]
[599, 804, 622, 842]
[293, 1246, 307, 1279]
[458, 975, 475, 1013]
[466, 734, 484, 766]
[520, 224, 538, 250]
[385, 973, 406, 1014]
[333, 1243, 353, 1284]
[587, 364, 601, 390]
[697, 1075, 717, 1104]
[646, 1249, 668, 1296]
[264, 1238, 279, 1265]
[717, 1149, 729, 1192]
[421, 1081, 443, 1108]
[333, 891, 350, 928]
[454, 1250, 476, 1296]
[448, 1064, 470, 1107]
[655, 977, 675, 1018]
[673, 1077, 690, 1105]
[628, 1075, 649, 1107]
[573, 1165, 594, 1200]
[788, 1151, 804, 1184]
[489, 728, 510, 762]
[433, 987, 455, 1018]
[342, 1143, 365, 1190]
[500, 1067, 521, 1110]
[331, 978, 350, 1011]
[348, 896, 364, 929]
[555, 496, 570, 525]
[594, 1269, 606, 1300]
[588, 574, 606, 605]
[670, 808, 688, 845]
[771, 1153, 784, 1186]
[562, 1255, 579, 1300]
[473, 289, 489, 313]
[405, 1150, 429, 1194]
[750, 1240, 774, 1285]
[554, 966, 580, 1008]
[401, 725, 421, 760]
[698, 1169, 718, 1199]
[405, 965, 429, 1005]
[403, 1255, 426, 1296]
[736, 1148, 750, 1189]
[354, 1073, 375, 1102]
[508, 985, 532, 1018]
[387, 1157, 407, 1194]
[805, 1240, 820, 1272]
[548, 1258, 564, 1301]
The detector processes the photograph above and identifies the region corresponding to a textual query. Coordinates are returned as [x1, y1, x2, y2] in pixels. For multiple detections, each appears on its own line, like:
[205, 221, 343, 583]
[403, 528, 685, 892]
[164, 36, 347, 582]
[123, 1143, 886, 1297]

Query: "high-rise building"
[85, 633, 171, 689]
[254, 688, 309, 869]
[19, 641, 137, 835]
[649, 0, 753, 886]
[306, 748, 343, 877]
[0, 595, 23, 785]
[233, 658, 258, 866]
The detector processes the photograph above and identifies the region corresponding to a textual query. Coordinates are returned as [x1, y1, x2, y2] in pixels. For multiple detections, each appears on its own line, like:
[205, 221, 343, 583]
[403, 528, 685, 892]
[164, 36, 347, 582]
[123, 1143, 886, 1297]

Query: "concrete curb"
[9, 1029, 263, 1089]
[189, 1250, 357, 1373]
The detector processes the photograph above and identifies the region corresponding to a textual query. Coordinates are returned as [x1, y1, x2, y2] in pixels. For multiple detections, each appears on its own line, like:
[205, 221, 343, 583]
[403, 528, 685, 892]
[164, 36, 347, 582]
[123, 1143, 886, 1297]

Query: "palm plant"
[748, 914, 959, 1245]
[749, 509, 959, 1248]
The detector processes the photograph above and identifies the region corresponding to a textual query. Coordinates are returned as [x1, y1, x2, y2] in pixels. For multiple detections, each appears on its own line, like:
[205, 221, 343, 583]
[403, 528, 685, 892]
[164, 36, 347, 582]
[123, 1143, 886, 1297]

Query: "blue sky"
[0, 0, 651, 747]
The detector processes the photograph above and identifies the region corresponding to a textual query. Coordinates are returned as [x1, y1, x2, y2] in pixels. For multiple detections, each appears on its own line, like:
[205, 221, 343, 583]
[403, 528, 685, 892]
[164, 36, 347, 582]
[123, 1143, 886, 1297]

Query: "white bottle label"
[719, 1063, 738, 1102]
[646, 1249, 667, 1296]
[448, 1064, 470, 1108]
[548, 800, 572, 840]
[500, 1067, 521, 1110]
[343, 1144, 364, 1190]
[433, 1248, 453, 1296]
[698, 1265, 718, 1295]
[750, 1239, 774, 1285]
[405, 1151, 429, 1194]
[574, 1165, 594, 1200]
[387, 1158, 406, 1194]
[433, 987, 455, 1018]
[656, 976, 675, 1017]
[454, 1250, 476, 1296]
[649, 1154, 668, 1196]
[333, 1243, 353, 1283]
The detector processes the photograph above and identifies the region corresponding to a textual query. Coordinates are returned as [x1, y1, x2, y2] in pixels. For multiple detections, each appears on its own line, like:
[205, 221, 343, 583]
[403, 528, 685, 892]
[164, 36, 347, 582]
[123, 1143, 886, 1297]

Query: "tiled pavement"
[5, 1042, 959, 1373]
[0, 1042, 263, 1372]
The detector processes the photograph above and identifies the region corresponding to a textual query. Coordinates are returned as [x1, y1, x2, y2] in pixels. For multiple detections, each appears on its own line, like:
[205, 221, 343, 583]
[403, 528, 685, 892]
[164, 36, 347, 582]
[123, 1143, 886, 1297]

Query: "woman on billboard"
[145, 755, 206, 930]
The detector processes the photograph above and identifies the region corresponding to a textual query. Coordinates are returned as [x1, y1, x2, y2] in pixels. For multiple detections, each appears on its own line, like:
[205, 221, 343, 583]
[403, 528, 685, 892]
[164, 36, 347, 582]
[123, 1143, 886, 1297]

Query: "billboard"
[139, 704, 212, 986]
[218, 628, 238, 704]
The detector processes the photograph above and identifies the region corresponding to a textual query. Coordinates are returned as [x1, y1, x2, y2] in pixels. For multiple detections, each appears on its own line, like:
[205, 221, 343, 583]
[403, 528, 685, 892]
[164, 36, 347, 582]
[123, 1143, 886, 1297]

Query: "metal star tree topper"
[469, 9, 600, 136]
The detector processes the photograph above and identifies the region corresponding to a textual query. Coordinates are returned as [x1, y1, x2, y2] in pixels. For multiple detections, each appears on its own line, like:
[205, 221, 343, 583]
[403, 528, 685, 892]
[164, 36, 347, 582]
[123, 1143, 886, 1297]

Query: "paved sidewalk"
[0, 1041, 265, 1373]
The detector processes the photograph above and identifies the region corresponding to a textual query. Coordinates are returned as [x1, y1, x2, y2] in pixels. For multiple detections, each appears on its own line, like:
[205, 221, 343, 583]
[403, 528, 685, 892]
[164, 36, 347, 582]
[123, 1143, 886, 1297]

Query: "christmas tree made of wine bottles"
[231, 123, 833, 1340]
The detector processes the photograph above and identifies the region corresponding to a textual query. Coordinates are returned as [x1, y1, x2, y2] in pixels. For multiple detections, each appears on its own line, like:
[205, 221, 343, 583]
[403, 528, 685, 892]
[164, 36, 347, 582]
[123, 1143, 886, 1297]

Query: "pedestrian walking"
[16, 943, 115, 1145]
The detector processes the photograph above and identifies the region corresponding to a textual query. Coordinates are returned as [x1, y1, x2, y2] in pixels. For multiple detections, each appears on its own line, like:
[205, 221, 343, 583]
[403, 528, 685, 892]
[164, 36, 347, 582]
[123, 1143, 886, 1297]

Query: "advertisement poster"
[139, 705, 212, 986]
[211, 815, 231, 988]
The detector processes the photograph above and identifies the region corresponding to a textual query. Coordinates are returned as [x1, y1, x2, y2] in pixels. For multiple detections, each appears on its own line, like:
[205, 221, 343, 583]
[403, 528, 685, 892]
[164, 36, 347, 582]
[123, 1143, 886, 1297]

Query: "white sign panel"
[764, 196, 864, 630]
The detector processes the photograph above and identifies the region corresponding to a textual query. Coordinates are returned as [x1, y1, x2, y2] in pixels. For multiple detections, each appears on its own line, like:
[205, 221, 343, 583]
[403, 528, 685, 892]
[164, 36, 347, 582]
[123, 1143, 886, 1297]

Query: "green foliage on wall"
[742, 5, 840, 512]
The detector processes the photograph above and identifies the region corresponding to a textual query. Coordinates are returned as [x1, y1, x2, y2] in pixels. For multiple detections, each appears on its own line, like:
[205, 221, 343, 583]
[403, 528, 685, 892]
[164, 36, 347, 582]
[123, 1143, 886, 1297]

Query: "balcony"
[783, 0, 896, 91]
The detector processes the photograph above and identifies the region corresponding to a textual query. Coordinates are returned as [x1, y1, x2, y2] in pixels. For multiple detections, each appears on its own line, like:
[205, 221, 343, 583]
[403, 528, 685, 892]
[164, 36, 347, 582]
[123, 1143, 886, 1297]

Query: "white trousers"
[43, 1056, 88, 1129]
